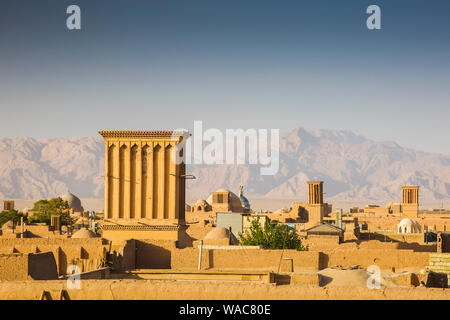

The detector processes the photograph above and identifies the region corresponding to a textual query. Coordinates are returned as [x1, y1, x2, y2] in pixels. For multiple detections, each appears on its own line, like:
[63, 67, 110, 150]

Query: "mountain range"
[0, 127, 448, 205]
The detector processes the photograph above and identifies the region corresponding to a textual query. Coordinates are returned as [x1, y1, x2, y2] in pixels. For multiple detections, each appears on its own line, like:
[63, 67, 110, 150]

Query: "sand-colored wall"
[109, 240, 136, 271]
[135, 240, 177, 269]
[112, 239, 433, 272]
[0, 252, 57, 280]
[303, 235, 340, 251]
[0, 238, 106, 276]
[0, 237, 436, 277]
[22, 225, 67, 238]
[171, 249, 323, 272]
[355, 215, 450, 234]
[298, 240, 433, 270]
[0, 279, 448, 300]
[325, 248, 429, 270]
[0, 254, 28, 280]
[372, 232, 424, 244]
[62, 267, 111, 280]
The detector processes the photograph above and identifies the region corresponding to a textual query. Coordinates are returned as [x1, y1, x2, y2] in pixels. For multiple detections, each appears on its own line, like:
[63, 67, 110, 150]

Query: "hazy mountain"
[0, 128, 448, 205]
[187, 128, 450, 202]
[0, 137, 104, 200]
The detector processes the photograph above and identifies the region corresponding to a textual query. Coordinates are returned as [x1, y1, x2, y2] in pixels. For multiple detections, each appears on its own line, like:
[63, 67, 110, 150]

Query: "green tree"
[0, 209, 23, 227]
[29, 197, 72, 225]
[238, 216, 307, 251]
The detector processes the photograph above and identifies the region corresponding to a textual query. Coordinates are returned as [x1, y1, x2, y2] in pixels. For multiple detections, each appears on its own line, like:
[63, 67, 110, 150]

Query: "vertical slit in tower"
[130, 145, 138, 219]
[119, 145, 127, 219]
[165, 144, 172, 220]
[141, 145, 149, 219]
[107, 144, 115, 219]
[153, 144, 161, 219]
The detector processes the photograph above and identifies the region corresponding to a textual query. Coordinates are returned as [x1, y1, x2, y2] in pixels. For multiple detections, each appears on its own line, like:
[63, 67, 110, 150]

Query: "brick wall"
[428, 253, 450, 274]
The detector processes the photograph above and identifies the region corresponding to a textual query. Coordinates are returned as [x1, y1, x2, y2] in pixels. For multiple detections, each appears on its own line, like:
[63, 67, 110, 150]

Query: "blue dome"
[240, 195, 250, 210]
[239, 185, 251, 210]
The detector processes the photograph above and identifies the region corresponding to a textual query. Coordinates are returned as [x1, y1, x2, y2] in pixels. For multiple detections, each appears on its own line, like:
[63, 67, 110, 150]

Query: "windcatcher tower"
[305, 181, 324, 228]
[401, 186, 419, 218]
[99, 130, 191, 245]
[308, 181, 324, 205]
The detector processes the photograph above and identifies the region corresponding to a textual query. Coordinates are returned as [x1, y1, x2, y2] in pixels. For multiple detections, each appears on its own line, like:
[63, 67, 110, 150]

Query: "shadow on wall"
[28, 252, 58, 280]
[319, 253, 329, 270]
[208, 250, 214, 269]
[426, 272, 448, 289]
[58, 249, 67, 276]
[358, 233, 436, 252]
[319, 274, 333, 287]
[397, 242, 437, 252]
[136, 241, 171, 269]
[81, 247, 89, 259]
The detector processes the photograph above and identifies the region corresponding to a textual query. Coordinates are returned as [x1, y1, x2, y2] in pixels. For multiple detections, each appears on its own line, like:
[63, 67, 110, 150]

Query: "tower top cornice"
[98, 130, 190, 140]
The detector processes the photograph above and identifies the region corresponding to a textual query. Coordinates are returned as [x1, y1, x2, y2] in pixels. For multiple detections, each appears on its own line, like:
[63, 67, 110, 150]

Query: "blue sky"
[0, 0, 449, 153]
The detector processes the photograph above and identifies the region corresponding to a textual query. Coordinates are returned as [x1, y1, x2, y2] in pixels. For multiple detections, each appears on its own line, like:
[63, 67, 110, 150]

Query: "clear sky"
[0, 0, 449, 153]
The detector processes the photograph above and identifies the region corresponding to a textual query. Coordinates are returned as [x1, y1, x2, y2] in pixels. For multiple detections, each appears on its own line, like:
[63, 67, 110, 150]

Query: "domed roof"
[71, 227, 97, 238]
[61, 192, 82, 209]
[194, 199, 210, 207]
[398, 217, 421, 233]
[399, 218, 415, 227]
[239, 186, 251, 210]
[204, 227, 230, 240]
[203, 227, 238, 244]
[206, 188, 243, 210]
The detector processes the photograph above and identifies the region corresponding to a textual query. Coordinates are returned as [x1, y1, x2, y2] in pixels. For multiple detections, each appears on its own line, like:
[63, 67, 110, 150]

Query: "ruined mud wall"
[0, 238, 106, 276]
[0, 254, 28, 280]
[0, 252, 57, 280]
[22, 225, 67, 239]
[109, 240, 136, 271]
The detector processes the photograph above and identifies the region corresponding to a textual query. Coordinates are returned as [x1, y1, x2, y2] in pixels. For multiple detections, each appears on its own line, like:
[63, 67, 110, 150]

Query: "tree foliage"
[238, 216, 307, 251]
[0, 209, 23, 227]
[28, 197, 72, 225]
